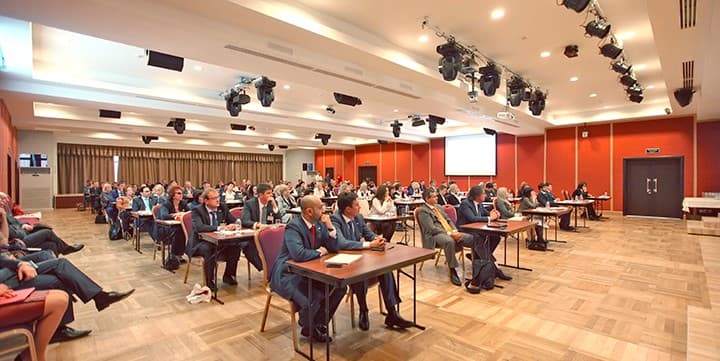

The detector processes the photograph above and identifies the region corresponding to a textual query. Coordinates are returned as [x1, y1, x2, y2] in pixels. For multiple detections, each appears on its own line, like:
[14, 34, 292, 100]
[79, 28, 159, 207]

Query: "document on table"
[324, 253, 362, 265]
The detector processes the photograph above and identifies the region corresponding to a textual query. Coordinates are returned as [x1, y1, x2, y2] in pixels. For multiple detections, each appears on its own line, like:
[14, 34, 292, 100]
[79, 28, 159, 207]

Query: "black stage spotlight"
[278, 145, 288, 149]
[377, 140, 389, 145]
[561, 0, 591, 13]
[674, 88, 694, 107]
[255, 76, 276, 107]
[410, 115, 425, 127]
[167, 118, 186, 134]
[478, 63, 502, 97]
[507, 77, 529, 107]
[391, 120, 403, 138]
[225, 89, 251, 116]
[620, 73, 637, 87]
[600, 42, 623, 59]
[436, 41, 463, 81]
[611, 60, 632, 74]
[314, 133, 331, 146]
[626, 84, 643, 96]
[268, 144, 275, 151]
[483, 128, 497, 136]
[333, 92, 362, 106]
[230, 123, 247, 131]
[141, 136, 158, 144]
[427, 114, 445, 134]
[628, 94, 644, 103]
[529, 90, 546, 116]
[585, 18, 611, 39]
[564, 45, 579, 58]
[99, 109, 121, 119]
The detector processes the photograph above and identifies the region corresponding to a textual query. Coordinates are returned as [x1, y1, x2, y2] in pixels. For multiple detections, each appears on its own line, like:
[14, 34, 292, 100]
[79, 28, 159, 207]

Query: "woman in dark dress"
[158, 185, 189, 269]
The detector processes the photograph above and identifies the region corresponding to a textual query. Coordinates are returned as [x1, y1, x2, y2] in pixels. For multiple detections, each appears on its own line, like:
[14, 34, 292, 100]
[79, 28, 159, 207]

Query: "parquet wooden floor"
[3, 210, 718, 361]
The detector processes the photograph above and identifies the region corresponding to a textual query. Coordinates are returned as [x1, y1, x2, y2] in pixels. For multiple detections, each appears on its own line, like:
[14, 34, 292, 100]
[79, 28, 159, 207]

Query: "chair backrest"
[254, 225, 286, 286]
[441, 204, 458, 225]
[229, 207, 243, 220]
[152, 203, 162, 220]
[561, 189, 570, 200]
[358, 199, 370, 216]
[180, 211, 193, 246]
[413, 207, 424, 235]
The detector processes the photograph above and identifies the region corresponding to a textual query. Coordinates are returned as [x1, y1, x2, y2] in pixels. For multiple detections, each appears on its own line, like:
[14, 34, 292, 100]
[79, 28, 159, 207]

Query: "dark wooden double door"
[623, 156, 683, 218]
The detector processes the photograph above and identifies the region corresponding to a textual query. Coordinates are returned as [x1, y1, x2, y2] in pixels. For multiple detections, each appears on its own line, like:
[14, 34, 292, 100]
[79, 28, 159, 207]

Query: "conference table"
[585, 195, 611, 217]
[520, 207, 572, 244]
[553, 199, 595, 230]
[154, 218, 182, 265]
[129, 210, 153, 253]
[286, 245, 435, 360]
[460, 220, 536, 271]
[363, 214, 413, 244]
[199, 229, 256, 304]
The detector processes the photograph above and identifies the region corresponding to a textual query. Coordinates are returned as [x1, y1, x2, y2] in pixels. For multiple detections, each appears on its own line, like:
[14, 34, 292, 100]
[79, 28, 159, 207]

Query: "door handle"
[653, 178, 658, 193]
[646, 178, 651, 194]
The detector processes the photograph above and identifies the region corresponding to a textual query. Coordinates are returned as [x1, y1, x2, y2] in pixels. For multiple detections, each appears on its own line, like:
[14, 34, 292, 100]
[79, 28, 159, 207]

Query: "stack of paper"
[324, 254, 362, 265]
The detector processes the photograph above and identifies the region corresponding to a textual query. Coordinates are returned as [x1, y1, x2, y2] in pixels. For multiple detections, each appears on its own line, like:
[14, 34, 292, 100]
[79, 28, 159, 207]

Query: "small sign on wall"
[645, 148, 660, 154]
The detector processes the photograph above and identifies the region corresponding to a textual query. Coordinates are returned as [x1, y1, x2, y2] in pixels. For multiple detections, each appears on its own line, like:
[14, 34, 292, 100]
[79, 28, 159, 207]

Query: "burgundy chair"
[151, 204, 166, 263]
[228, 206, 251, 280]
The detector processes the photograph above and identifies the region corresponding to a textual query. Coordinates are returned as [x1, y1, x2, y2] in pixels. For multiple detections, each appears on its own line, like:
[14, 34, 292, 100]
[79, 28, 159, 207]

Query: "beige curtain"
[57, 143, 282, 193]
[57, 143, 114, 193]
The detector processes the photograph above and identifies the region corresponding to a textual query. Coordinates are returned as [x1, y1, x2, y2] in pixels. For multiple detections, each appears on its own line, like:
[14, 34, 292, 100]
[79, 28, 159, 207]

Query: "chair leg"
[290, 309, 300, 353]
[419, 260, 425, 271]
[152, 242, 157, 261]
[349, 288, 355, 328]
[377, 286, 384, 314]
[247, 258, 251, 281]
[184, 260, 192, 284]
[260, 294, 272, 332]
[434, 248, 444, 266]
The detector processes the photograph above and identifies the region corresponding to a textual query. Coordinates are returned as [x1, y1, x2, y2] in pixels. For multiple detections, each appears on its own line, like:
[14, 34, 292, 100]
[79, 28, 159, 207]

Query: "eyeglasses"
[175, 192, 183, 195]
[206, 196, 219, 200]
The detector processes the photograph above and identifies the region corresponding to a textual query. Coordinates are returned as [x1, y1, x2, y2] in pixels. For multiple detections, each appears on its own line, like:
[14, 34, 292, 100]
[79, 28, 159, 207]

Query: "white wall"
[17, 130, 57, 209]
[284, 149, 314, 182]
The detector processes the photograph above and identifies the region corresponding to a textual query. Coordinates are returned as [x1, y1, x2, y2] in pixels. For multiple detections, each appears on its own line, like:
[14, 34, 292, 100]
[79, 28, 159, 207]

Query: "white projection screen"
[444, 133, 497, 176]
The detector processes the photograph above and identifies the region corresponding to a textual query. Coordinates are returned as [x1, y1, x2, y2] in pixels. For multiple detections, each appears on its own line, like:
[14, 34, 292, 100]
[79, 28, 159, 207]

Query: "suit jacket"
[416, 204, 457, 249]
[241, 197, 279, 228]
[330, 211, 375, 248]
[437, 193, 448, 206]
[457, 198, 491, 227]
[270, 215, 339, 301]
[6, 213, 28, 240]
[447, 193, 461, 206]
[159, 200, 188, 220]
[275, 195, 296, 223]
[187, 204, 236, 257]
[131, 196, 158, 212]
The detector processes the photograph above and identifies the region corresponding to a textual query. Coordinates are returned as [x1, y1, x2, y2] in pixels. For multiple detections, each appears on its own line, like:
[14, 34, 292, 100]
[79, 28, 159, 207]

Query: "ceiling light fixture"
[478, 63, 502, 96]
[564, 45, 579, 58]
[167, 118, 186, 134]
[507, 76, 529, 107]
[391, 120, 403, 138]
[585, 17, 611, 39]
[600, 39, 623, 59]
[409, 114, 425, 127]
[611, 59, 632, 74]
[314, 133, 331, 146]
[418, 35, 429, 43]
[491, 9, 505, 19]
[225, 89, 251, 116]
[674, 88, 694, 107]
[540, 51, 551, 58]
[436, 41, 463, 81]
[427, 114, 445, 134]
[620, 73, 637, 87]
[141, 136, 158, 144]
[529, 89, 547, 116]
[560, 0, 591, 13]
[255, 76, 276, 107]
[570, 76, 579, 82]
[267, 144, 275, 151]
[333, 92, 362, 106]
[589, 93, 598, 98]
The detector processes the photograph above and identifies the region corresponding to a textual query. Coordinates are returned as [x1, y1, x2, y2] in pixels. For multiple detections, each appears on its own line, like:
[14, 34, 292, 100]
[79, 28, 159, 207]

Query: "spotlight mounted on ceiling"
[478, 63, 502, 96]
[620, 73, 638, 87]
[167, 118, 186, 134]
[427, 114, 445, 134]
[255, 76, 276, 107]
[325, 106, 336, 114]
[391, 120, 403, 138]
[626, 84, 643, 96]
[628, 94, 644, 103]
[314, 133, 331, 146]
[267, 144, 275, 151]
[141, 136, 158, 144]
[225, 89, 251, 116]
[507, 76, 529, 107]
[611, 59, 632, 74]
[409, 114, 425, 127]
[230, 123, 248, 131]
[377, 139, 389, 145]
[278, 145, 288, 149]
[436, 41, 463, 81]
[585, 17, 611, 39]
[673, 88, 694, 107]
[560, 0, 592, 13]
[600, 38, 623, 59]
[333, 92, 362, 106]
[483, 128, 497, 136]
[564, 45, 579, 58]
[529, 89, 547, 116]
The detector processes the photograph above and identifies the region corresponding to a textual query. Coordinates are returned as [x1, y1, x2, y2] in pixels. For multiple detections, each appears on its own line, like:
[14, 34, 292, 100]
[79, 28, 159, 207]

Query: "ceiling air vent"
[679, 0, 697, 29]
[682, 60, 694, 89]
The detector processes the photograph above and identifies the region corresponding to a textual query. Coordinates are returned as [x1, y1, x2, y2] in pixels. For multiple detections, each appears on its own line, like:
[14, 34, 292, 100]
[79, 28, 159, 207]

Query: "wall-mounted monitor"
[19, 153, 49, 168]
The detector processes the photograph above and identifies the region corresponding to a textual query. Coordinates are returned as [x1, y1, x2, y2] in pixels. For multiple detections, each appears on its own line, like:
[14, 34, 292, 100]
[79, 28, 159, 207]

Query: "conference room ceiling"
[0, 0, 717, 153]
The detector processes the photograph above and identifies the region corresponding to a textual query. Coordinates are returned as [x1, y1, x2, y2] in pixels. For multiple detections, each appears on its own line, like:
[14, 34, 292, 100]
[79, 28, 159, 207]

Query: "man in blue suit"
[130, 186, 158, 241]
[456, 185, 511, 281]
[270, 195, 343, 343]
[330, 192, 413, 331]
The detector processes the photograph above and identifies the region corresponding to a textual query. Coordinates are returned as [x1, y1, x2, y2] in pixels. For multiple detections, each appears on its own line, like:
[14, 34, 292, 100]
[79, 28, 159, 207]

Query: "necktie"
[210, 211, 218, 228]
[260, 204, 267, 224]
[348, 220, 355, 241]
[432, 207, 454, 233]
[143, 197, 150, 210]
[476, 202, 481, 215]
[310, 225, 317, 248]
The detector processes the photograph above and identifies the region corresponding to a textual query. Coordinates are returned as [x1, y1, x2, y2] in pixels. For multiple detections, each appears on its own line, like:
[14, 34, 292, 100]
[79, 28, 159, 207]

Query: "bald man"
[270, 196, 344, 343]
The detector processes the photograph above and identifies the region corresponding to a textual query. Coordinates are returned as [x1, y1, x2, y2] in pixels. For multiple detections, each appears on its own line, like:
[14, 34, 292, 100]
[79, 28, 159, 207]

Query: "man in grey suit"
[270, 196, 343, 343]
[416, 189, 475, 286]
[330, 192, 413, 331]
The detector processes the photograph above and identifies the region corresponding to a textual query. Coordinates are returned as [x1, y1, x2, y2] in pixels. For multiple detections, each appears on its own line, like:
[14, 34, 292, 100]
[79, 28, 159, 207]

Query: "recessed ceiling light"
[193, 65, 203, 71]
[540, 51, 551, 58]
[589, 93, 598, 98]
[491, 8, 505, 20]
[634, 64, 647, 71]
[570, 76, 579, 82]
[393, 109, 399, 112]
[418, 35, 429, 43]
[283, 84, 291, 90]
[646, 85, 655, 89]
[616, 32, 636, 40]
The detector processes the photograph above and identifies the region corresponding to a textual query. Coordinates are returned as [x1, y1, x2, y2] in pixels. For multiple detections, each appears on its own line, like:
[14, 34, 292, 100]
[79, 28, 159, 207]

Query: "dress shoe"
[223, 275, 238, 286]
[62, 243, 85, 255]
[94, 289, 135, 312]
[301, 326, 332, 343]
[358, 310, 369, 331]
[464, 281, 481, 294]
[450, 268, 462, 286]
[50, 326, 92, 344]
[561, 226, 575, 231]
[178, 256, 188, 264]
[495, 268, 512, 281]
[384, 313, 414, 329]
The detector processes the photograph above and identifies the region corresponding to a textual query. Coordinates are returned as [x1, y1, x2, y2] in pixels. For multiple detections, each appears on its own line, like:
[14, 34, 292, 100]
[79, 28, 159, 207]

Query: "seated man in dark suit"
[537, 182, 573, 231]
[330, 192, 413, 331]
[1, 242, 134, 343]
[270, 196, 345, 343]
[130, 186, 159, 240]
[416, 189, 476, 287]
[0, 192, 83, 256]
[239, 183, 276, 272]
[188, 188, 243, 290]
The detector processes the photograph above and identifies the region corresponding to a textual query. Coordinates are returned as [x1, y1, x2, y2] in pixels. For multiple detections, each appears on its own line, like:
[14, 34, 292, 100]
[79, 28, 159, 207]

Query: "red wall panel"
[356, 144, 381, 183]
[546, 127, 576, 195]
[516, 136, 544, 193]
[380, 143, 396, 183]
[395, 143, 411, 185]
[578, 124, 611, 196]
[314, 151, 324, 176]
[411, 143, 430, 183]
[612, 116, 694, 211]
[342, 150, 355, 184]
[429, 138, 445, 185]
[495, 133, 516, 191]
[698, 120, 720, 194]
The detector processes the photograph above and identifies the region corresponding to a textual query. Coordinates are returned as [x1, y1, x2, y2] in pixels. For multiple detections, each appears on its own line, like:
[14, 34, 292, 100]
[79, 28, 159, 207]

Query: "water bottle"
[546, 201, 550, 208]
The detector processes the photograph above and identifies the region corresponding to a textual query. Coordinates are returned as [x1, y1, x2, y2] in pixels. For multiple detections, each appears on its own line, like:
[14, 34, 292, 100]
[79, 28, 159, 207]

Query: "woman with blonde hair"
[494, 187, 515, 219]
[152, 184, 167, 204]
[446, 183, 461, 206]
